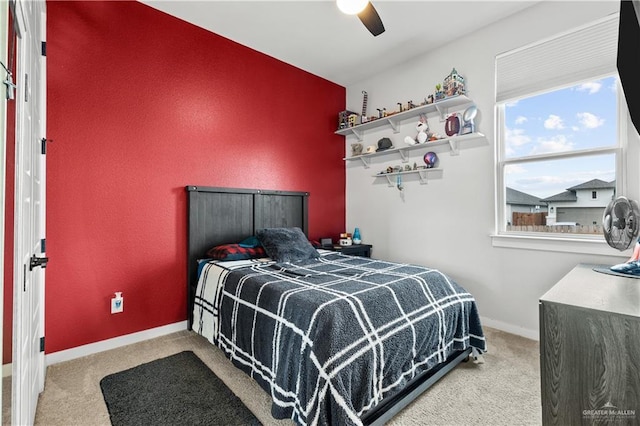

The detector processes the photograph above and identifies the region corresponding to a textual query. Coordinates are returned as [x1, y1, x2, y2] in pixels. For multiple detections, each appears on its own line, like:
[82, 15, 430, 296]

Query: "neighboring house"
[506, 187, 547, 225]
[542, 179, 615, 226]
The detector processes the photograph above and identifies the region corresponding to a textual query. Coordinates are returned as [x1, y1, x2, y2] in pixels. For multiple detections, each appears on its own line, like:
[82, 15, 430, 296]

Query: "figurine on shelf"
[360, 91, 369, 124]
[424, 151, 438, 168]
[435, 84, 445, 101]
[404, 115, 431, 145]
[429, 132, 442, 141]
[460, 104, 478, 135]
[443, 68, 465, 97]
[338, 110, 357, 129]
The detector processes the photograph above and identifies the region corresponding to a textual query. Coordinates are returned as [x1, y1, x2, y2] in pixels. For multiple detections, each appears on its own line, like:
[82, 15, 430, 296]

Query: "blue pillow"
[239, 236, 260, 248]
[256, 227, 319, 263]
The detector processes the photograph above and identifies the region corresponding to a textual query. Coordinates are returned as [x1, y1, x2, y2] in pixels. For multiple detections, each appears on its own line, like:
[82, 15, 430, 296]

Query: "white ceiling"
[141, 0, 540, 86]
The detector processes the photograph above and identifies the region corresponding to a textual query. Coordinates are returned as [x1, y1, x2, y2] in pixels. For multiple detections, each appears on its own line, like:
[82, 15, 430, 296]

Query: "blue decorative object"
[424, 152, 438, 168]
[610, 261, 640, 276]
[238, 235, 260, 248]
[353, 227, 362, 244]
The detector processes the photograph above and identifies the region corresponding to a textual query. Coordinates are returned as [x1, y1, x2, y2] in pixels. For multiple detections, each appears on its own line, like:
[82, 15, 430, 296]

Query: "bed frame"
[185, 185, 471, 426]
[186, 185, 309, 327]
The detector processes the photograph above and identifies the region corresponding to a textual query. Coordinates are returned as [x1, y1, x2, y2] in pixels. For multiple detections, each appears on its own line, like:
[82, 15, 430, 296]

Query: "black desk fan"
[594, 196, 640, 278]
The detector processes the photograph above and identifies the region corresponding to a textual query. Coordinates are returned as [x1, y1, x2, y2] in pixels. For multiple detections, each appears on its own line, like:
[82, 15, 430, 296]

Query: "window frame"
[492, 76, 629, 256]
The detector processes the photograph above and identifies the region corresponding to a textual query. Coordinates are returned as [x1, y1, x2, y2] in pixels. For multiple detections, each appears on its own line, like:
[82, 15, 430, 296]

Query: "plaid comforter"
[193, 252, 486, 425]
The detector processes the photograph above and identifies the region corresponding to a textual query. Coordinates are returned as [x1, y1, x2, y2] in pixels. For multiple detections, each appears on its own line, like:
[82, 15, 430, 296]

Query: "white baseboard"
[45, 321, 188, 366]
[480, 316, 539, 341]
[9, 317, 534, 369]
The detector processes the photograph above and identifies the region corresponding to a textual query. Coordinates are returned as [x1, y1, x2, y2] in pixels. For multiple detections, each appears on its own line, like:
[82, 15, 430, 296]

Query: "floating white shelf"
[335, 95, 474, 141]
[343, 132, 485, 168]
[373, 169, 439, 186]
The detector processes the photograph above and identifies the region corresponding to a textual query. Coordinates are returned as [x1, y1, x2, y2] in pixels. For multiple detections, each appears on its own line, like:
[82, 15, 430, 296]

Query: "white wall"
[344, 1, 639, 340]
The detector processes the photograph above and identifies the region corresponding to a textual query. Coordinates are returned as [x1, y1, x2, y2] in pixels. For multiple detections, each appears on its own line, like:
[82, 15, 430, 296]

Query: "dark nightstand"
[330, 244, 372, 258]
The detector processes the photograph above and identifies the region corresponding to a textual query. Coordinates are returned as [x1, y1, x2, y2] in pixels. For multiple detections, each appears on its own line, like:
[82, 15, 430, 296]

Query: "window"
[501, 77, 619, 236]
[495, 15, 623, 243]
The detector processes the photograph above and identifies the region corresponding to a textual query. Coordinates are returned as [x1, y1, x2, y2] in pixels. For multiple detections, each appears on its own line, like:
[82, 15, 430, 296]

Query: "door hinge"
[40, 337, 45, 352]
[41, 238, 46, 253]
[23, 264, 26, 292]
[41, 41, 46, 57]
[41, 138, 52, 154]
[30, 254, 49, 271]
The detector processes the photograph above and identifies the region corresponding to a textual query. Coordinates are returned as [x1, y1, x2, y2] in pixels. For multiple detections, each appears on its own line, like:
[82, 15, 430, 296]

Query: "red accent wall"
[45, 1, 345, 354]
[3, 109, 14, 365]
[3, 15, 16, 364]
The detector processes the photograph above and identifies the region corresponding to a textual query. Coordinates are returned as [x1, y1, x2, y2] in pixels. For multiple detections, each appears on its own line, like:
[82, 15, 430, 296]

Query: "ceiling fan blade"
[357, 2, 385, 36]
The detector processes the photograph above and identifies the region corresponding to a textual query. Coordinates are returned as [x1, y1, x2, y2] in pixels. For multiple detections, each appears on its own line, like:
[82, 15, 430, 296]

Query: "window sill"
[490, 233, 632, 257]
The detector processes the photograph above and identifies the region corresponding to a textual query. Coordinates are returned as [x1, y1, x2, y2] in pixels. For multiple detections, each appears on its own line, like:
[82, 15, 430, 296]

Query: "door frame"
[0, 0, 9, 421]
[10, 0, 46, 424]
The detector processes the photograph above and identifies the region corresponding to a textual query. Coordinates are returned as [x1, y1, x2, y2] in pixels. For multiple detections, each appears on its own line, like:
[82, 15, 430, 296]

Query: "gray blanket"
[193, 252, 486, 425]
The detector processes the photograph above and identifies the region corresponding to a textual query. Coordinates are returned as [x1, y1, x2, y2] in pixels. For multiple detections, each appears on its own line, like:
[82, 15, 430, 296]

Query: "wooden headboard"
[185, 185, 309, 327]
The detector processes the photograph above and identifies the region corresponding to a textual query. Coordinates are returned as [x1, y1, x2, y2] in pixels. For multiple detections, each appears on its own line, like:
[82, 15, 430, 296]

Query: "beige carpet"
[4, 326, 540, 425]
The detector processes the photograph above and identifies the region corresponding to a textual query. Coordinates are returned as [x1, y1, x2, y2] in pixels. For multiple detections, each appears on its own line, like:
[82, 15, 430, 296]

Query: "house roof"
[566, 179, 615, 191]
[506, 187, 544, 206]
[542, 179, 615, 202]
[541, 190, 578, 202]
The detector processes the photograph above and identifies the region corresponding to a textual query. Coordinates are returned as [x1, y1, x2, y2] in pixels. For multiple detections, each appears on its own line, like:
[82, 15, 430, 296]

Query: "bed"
[186, 185, 486, 425]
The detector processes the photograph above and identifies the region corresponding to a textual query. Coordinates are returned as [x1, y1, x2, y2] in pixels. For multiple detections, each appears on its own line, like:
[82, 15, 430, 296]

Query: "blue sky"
[504, 75, 618, 199]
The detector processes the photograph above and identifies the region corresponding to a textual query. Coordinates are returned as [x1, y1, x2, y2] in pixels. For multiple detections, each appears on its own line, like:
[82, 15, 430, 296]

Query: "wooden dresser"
[539, 263, 640, 425]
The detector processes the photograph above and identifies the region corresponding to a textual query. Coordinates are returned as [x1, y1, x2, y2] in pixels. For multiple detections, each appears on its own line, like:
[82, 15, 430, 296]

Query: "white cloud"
[576, 112, 604, 129]
[510, 175, 568, 198]
[530, 135, 574, 155]
[524, 170, 615, 196]
[505, 127, 531, 157]
[516, 175, 566, 187]
[577, 81, 602, 94]
[609, 76, 619, 92]
[544, 115, 564, 130]
[514, 116, 528, 125]
[505, 164, 527, 174]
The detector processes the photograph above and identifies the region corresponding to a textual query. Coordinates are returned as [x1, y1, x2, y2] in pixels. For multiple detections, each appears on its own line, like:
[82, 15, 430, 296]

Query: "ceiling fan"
[337, 0, 385, 36]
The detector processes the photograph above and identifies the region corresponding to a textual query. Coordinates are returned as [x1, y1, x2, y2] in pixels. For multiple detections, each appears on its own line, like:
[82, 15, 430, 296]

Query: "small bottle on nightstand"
[353, 227, 362, 244]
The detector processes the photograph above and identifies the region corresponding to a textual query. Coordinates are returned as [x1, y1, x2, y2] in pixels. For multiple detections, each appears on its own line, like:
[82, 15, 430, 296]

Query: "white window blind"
[496, 14, 619, 103]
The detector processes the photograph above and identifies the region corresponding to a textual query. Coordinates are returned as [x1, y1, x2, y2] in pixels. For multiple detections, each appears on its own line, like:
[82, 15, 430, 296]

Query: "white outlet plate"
[111, 297, 123, 314]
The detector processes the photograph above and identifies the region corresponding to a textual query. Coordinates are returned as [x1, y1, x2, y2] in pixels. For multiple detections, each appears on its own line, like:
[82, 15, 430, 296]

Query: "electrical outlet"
[111, 293, 124, 314]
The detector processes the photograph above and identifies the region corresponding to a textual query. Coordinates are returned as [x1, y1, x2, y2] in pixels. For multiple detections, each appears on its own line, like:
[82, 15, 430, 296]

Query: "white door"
[11, 0, 47, 424]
